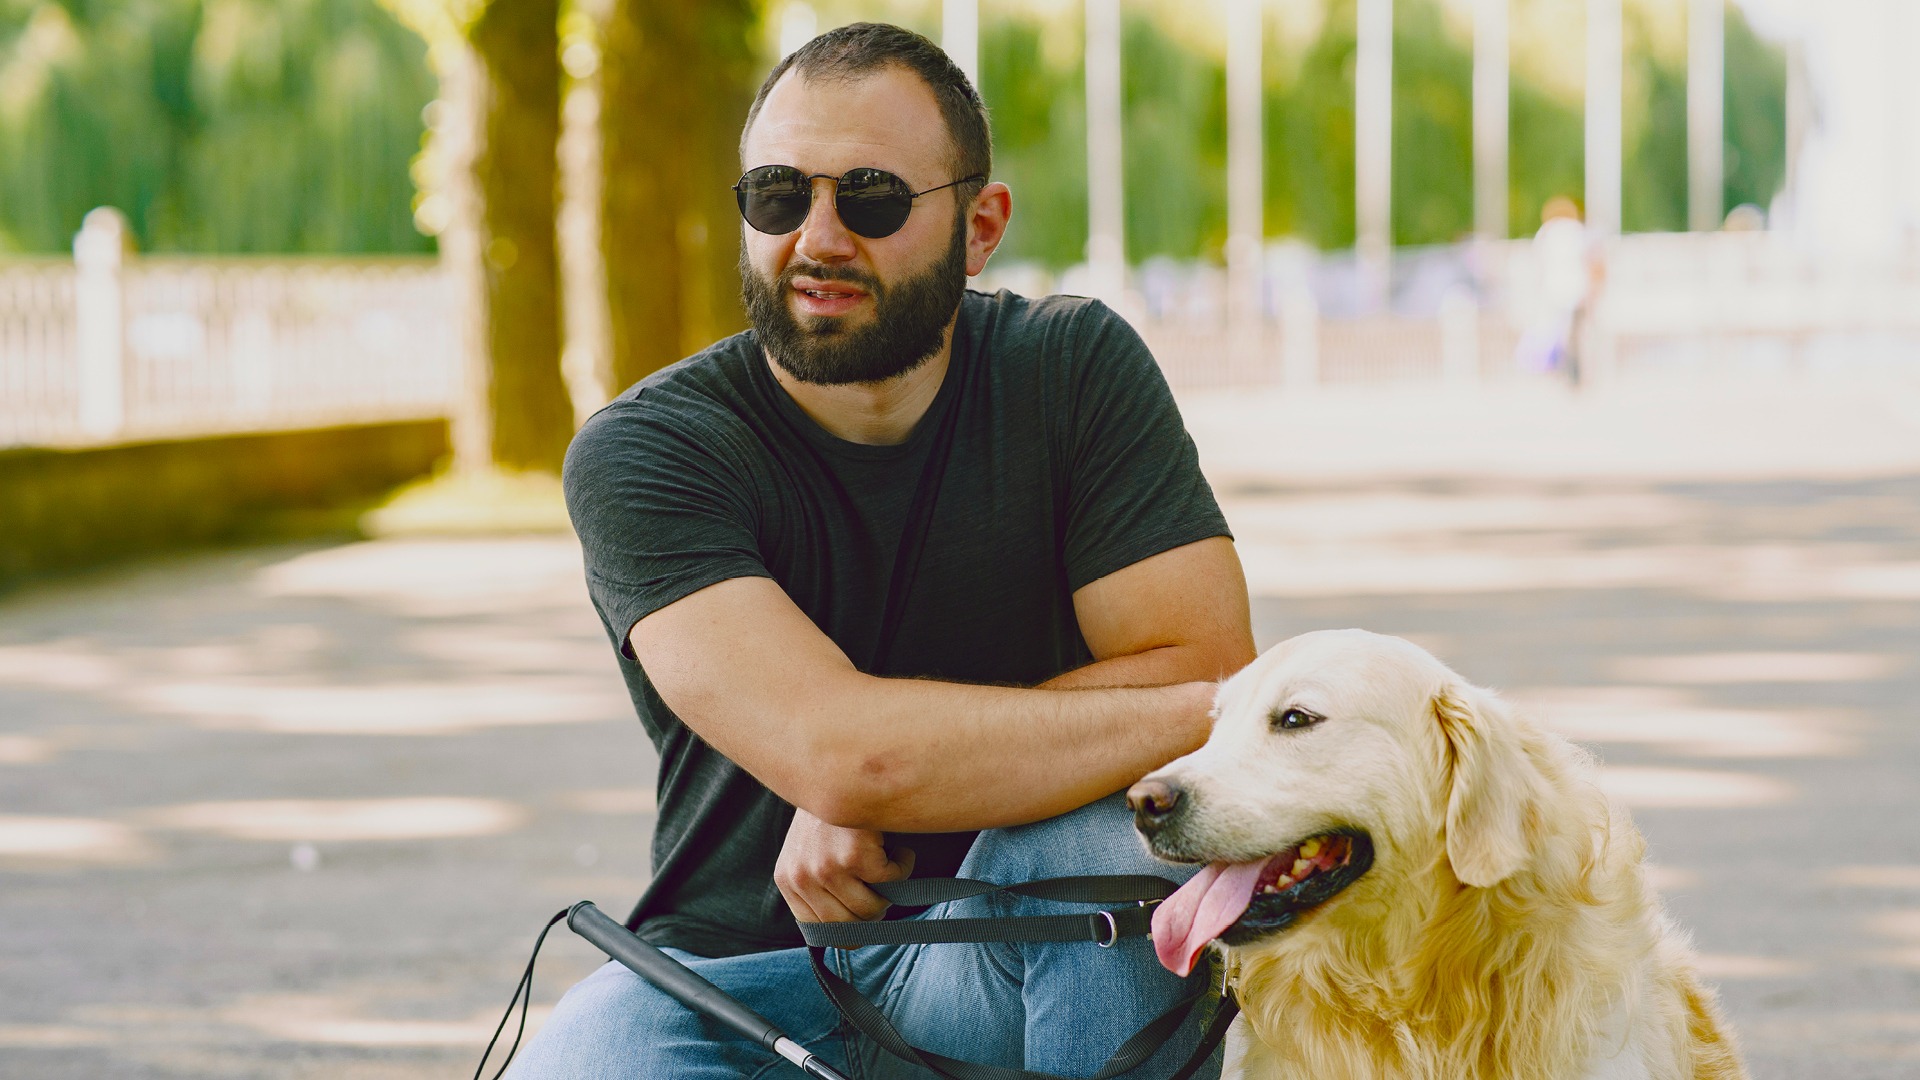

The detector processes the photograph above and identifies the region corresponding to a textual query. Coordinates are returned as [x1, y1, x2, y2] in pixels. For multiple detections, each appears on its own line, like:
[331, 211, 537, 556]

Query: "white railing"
[1116, 233, 1920, 391]
[0, 258, 79, 448]
[1596, 233, 1920, 378]
[1, 210, 458, 450]
[6, 216, 1917, 451]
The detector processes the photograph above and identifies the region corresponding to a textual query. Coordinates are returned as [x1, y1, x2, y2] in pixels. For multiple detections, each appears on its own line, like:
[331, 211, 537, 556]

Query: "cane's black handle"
[565, 901, 848, 1080]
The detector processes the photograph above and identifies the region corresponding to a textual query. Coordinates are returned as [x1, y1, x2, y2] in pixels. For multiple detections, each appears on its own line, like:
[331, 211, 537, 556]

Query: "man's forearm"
[797, 675, 1218, 834]
[631, 574, 1247, 836]
[1039, 642, 1245, 691]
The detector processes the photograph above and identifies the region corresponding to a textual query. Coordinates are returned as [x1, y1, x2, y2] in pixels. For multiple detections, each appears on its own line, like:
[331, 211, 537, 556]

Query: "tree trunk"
[600, 0, 757, 393]
[466, 0, 573, 473]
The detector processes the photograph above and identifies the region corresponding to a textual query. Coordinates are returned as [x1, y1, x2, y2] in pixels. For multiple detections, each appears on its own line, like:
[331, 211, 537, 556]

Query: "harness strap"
[797, 875, 1174, 949]
[871, 874, 1179, 906]
[800, 905, 1156, 949]
[807, 945, 1236, 1080]
[798, 872, 1237, 1080]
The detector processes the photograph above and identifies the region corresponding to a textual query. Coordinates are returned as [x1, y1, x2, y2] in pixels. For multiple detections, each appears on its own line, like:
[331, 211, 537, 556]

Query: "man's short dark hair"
[742, 22, 992, 184]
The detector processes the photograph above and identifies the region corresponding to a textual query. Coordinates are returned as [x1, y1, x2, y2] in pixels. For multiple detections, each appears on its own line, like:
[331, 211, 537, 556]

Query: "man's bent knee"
[959, 791, 1193, 884]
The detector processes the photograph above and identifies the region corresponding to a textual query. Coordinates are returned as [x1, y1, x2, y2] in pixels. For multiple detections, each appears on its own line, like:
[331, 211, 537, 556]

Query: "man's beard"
[741, 218, 968, 387]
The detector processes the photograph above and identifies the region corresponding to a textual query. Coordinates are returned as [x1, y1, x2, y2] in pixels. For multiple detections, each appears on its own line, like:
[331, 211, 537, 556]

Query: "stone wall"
[0, 420, 449, 585]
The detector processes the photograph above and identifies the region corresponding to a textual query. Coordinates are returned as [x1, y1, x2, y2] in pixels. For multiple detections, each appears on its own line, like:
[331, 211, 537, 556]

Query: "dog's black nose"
[1127, 779, 1182, 835]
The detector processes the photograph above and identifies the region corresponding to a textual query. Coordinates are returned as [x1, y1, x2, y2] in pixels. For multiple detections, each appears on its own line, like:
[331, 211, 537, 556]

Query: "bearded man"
[508, 22, 1254, 1079]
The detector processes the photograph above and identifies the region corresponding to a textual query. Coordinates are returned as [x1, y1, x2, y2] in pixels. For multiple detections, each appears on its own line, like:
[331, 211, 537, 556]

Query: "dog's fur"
[1138, 630, 1747, 1080]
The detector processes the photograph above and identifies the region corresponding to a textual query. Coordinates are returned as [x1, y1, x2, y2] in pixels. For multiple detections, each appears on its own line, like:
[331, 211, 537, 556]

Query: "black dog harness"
[796, 873, 1238, 1080]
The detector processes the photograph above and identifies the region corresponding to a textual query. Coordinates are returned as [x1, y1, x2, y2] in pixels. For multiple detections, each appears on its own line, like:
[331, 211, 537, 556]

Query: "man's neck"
[765, 322, 956, 446]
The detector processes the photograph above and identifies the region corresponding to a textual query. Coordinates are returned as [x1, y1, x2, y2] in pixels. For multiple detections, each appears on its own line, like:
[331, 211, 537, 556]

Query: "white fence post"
[73, 207, 129, 440]
[1225, 0, 1265, 382]
[1586, 0, 1623, 239]
[942, 0, 979, 90]
[1085, 0, 1127, 310]
[1355, 0, 1394, 310]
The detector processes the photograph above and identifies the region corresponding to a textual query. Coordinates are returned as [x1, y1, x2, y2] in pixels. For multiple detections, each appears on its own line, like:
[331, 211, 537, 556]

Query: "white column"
[1688, 0, 1725, 232]
[778, 2, 818, 58]
[1893, 0, 1919, 245]
[1473, 0, 1508, 241]
[1585, 0, 1622, 238]
[943, 0, 980, 90]
[1355, 0, 1393, 309]
[1085, 0, 1126, 307]
[73, 207, 129, 441]
[1226, 0, 1264, 347]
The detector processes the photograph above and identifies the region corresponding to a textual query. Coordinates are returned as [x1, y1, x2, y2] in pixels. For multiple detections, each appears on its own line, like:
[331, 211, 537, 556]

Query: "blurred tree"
[979, 14, 1088, 270]
[1266, 3, 1357, 250]
[468, 0, 571, 471]
[384, 0, 571, 473]
[1505, 48, 1585, 237]
[1389, 0, 1472, 245]
[598, 0, 757, 392]
[1623, 2, 1690, 233]
[1720, 2, 1785, 215]
[1120, 12, 1226, 262]
[0, 0, 434, 253]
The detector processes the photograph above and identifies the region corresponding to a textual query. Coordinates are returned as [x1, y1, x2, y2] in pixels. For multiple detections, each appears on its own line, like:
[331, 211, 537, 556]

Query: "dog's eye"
[1271, 707, 1323, 732]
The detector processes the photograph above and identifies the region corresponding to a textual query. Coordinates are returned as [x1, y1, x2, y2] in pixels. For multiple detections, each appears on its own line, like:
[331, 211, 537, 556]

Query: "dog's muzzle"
[1127, 778, 1184, 840]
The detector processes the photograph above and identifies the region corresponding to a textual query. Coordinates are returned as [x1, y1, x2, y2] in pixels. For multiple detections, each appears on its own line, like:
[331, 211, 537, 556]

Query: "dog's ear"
[1434, 681, 1549, 887]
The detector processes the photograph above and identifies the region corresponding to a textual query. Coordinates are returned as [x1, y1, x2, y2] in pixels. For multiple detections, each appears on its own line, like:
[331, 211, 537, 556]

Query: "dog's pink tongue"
[1152, 859, 1268, 977]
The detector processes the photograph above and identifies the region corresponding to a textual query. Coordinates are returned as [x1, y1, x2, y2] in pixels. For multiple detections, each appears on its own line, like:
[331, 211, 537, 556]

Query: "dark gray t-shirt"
[563, 289, 1230, 958]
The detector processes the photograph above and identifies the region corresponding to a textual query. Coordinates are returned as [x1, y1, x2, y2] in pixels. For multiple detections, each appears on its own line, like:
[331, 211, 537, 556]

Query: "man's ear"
[964, 181, 1012, 276]
[1434, 681, 1549, 887]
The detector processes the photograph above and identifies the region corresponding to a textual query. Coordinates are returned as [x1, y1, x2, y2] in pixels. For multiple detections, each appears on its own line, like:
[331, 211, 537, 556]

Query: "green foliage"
[1389, 0, 1472, 245]
[1120, 14, 1226, 262]
[1622, 4, 1687, 232]
[1506, 53, 1584, 238]
[1267, 5, 1355, 249]
[1721, 2, 1784, 214]
[0, 0, 1788, 262]
[981, 0, 1786, 270]
[0, 0, 435, 253]
[978, 16, 1088, 270]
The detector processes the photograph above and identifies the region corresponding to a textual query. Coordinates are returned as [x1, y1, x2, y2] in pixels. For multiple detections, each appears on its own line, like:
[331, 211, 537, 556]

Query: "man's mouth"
[790, 278, 871, 316]
[1150, 831, 1375, 976]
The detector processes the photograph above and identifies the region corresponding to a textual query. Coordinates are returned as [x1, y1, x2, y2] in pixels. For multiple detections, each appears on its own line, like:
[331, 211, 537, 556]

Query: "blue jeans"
[504, 793, 1220, 1079]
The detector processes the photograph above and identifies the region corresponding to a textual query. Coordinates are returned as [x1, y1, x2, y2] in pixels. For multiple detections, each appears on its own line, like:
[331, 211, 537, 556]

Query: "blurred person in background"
[1518, 195, 1604, 388]
[507, 22, 1253, 1079]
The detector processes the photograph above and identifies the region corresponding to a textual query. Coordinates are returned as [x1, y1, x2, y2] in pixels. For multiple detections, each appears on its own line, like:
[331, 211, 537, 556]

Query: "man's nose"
[1126, 778, 1183, 837]
[794, 176, 856, 263]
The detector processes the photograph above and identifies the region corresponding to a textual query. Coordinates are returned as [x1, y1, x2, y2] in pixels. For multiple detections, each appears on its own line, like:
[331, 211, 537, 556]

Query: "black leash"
[796, 874, 1237, 1080]
[797, 874, 1171, 948]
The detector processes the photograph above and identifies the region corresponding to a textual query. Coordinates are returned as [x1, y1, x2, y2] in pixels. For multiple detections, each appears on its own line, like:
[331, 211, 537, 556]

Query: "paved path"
[2, 377, 1918, 1078]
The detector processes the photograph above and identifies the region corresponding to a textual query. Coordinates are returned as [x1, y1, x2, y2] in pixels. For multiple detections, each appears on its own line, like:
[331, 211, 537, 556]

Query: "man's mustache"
[778, 263, 883, 294]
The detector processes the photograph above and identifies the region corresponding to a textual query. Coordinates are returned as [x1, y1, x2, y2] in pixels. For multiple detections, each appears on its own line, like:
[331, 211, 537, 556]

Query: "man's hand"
[775, 808, 917, 924]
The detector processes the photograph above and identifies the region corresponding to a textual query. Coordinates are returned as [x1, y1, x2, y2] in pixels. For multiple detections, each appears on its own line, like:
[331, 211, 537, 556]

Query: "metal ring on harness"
[1092, 910, 1120, 948]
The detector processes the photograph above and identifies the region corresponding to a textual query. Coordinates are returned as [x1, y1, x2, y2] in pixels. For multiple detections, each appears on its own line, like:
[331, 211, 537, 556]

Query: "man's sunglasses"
[733, 165, 985, 240]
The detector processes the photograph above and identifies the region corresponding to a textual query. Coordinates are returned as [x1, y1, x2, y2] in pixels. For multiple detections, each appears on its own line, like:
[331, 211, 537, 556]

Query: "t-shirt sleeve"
[1059, 302, 1231, 592]
[563, 397, 771, 658]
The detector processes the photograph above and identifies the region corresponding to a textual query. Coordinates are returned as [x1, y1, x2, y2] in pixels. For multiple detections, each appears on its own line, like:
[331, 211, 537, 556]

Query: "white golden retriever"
[1129, 630, 1747, 1080]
